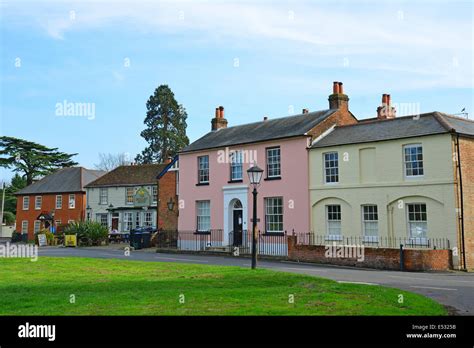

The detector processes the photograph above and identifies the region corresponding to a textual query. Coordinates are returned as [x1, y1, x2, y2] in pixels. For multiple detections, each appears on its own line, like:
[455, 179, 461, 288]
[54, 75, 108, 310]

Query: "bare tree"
[94, 153, 131, 171]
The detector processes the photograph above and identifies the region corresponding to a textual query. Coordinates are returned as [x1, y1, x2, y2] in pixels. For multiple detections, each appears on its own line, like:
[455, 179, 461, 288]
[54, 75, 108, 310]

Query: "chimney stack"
[302, 108, 309, 114]
[377, 94, 396, 120]
[211, 105, 228, 131]
[328, 81, 349, 110]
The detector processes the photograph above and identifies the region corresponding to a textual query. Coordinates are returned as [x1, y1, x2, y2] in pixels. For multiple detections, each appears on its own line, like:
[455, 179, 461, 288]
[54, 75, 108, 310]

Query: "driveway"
[37, 246, 474, 315]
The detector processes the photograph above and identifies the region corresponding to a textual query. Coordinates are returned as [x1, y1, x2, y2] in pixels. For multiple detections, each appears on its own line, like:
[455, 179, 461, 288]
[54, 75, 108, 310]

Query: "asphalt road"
[36, 246, 474, 315]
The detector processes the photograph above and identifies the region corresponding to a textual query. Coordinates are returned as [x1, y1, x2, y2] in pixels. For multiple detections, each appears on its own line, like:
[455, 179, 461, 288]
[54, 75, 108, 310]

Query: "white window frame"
[21, 220, 28, 234]
[99, 188, 108, 205]
[406, 203, 428, 244]
[266, 147, 281, 178]
[68, 194, 75, 209]
[198, 156, 209, 184]
[144, 212, 153, 227]
[56, 195, 62, 209]
[362, 205, 379, 242]
[326, 205, 342, 240]
[96, 213, 108, 227]
[126, 187, 134, 205]
[264, 197, 284, 233]
[323, 152, 339, 184]
[34, 196, 42, 210]
[123, 212, 133, 232]
[403, 144, 424, 178]
[22, 197, 29, 210]
[230, 150, 243, 181]
[34, 220, 41, 234]
[152, 186, 158, 204]
[135, 212, 141, 228]
[196, 200, 211, 232]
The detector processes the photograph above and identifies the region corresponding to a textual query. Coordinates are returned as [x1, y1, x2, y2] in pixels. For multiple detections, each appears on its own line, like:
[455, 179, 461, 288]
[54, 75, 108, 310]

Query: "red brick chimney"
[328, 81, 349, 110]
[211, 105, 228, 131]
[376, 94, 396, 120]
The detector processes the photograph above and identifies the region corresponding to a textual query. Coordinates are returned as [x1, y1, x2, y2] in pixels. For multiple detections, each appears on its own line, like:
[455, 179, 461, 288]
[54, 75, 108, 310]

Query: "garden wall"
[287, 236, 452, 271]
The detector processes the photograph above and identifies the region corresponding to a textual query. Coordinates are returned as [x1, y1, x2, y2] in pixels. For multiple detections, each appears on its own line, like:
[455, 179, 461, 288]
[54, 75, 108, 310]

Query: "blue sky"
[0, 0, 472, 181]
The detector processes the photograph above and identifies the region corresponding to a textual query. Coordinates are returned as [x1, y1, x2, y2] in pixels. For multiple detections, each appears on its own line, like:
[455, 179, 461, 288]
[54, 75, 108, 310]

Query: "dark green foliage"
[0, 136, 78, 185]
[64, 221, 108, 246]
[135, 85, 189, 164]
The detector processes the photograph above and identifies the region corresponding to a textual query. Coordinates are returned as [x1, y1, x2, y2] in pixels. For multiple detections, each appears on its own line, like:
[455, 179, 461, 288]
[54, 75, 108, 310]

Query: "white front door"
[222, 185, 249, 246]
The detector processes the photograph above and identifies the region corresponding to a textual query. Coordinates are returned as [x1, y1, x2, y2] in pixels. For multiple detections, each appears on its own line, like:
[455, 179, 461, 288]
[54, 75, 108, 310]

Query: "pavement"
[35, 245, 474, 315]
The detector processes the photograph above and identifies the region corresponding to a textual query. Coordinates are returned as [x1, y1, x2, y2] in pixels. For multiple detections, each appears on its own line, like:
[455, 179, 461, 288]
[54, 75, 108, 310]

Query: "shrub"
[11, 231, 22, 243]
[64, 221, 108, 246]
[2, 211, 15, 225]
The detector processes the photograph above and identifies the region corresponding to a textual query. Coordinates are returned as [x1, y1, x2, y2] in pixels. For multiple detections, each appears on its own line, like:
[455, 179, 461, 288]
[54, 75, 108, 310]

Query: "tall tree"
[1, 174, 27, 214]
[0, 136, 78, 185]
[94, 152, 131, 171]
[135, 85, 189, 164]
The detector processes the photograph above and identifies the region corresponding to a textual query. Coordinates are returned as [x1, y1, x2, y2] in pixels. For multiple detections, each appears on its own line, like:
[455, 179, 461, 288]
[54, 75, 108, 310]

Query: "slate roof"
[85, 164, 166, 188]
[180, 109, 338, 153]
[15, 167, 106, 195]
[311, 112, 474, 148]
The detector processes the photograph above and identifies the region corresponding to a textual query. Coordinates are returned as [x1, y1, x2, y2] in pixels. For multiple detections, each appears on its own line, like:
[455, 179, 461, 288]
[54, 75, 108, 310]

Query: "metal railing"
[296, 232, 451, 250]
[156, 230, 224, 251]
[229, 230, 288, 256]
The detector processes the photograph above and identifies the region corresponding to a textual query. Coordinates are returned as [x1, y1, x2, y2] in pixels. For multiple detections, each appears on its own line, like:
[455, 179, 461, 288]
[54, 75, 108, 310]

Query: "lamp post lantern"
[247, 165, 263, 269]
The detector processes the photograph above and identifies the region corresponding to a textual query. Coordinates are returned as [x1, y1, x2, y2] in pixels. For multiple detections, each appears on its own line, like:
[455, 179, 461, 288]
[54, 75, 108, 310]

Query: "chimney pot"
[338, 82, 344, 94]
[328, 81, 349, 110]
[211, 105, 228, 131]
[263, 116, 268, 121]
[302, 108, 309, 114]
[377, 94, 396, 120]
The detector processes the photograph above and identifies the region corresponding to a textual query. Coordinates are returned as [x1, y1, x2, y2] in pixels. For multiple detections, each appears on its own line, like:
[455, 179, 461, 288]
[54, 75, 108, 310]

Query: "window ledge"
[264, 176, 281, 181]
[227, 179, 243, 184]
[194, 231, 211, 235]
[262, 232, 285, 236]
[196, 182, 209, 186]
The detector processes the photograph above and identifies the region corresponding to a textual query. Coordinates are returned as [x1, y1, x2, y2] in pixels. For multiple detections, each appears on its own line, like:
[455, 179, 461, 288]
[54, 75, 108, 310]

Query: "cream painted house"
[309, 109, 474, 270]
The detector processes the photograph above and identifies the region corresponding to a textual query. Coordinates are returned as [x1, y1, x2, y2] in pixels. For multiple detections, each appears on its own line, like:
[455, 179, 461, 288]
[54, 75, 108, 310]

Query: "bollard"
[399, 244, 404, 271]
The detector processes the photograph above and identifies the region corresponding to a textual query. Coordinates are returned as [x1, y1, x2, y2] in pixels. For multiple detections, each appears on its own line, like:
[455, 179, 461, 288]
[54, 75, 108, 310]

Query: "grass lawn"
[0, 257, 446, 315]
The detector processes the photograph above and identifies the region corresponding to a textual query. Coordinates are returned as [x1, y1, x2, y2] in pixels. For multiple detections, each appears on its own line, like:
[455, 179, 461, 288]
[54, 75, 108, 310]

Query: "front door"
[111, 213, 119, 231]
[233, 210, 243, 246]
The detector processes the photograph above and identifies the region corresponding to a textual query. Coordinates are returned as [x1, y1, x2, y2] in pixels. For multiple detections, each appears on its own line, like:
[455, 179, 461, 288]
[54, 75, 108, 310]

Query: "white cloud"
[2, 0, 472, 88]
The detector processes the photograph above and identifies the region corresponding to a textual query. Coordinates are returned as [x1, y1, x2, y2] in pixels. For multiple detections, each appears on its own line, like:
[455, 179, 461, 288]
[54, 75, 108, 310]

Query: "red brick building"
[15, 167, 105, 240]
[156, 157, 179, 231]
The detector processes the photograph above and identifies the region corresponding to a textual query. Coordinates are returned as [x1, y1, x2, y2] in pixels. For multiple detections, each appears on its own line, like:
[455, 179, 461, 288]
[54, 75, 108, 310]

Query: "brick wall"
[459, 137, 474, 270]
[306, 107, 358, 140]
[157, 170, 178, 231]
[288, 236, 452, 271]
[15, 192, 86, 240]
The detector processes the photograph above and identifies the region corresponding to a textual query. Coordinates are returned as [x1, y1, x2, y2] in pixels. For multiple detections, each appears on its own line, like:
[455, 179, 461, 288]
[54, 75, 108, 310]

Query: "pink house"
[178, 82, 357, 253]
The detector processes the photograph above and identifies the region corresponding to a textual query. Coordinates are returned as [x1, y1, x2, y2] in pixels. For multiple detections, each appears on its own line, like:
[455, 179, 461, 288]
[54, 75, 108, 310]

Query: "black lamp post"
[247, 165, 263, 269]
[86, 205, 92, 221]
